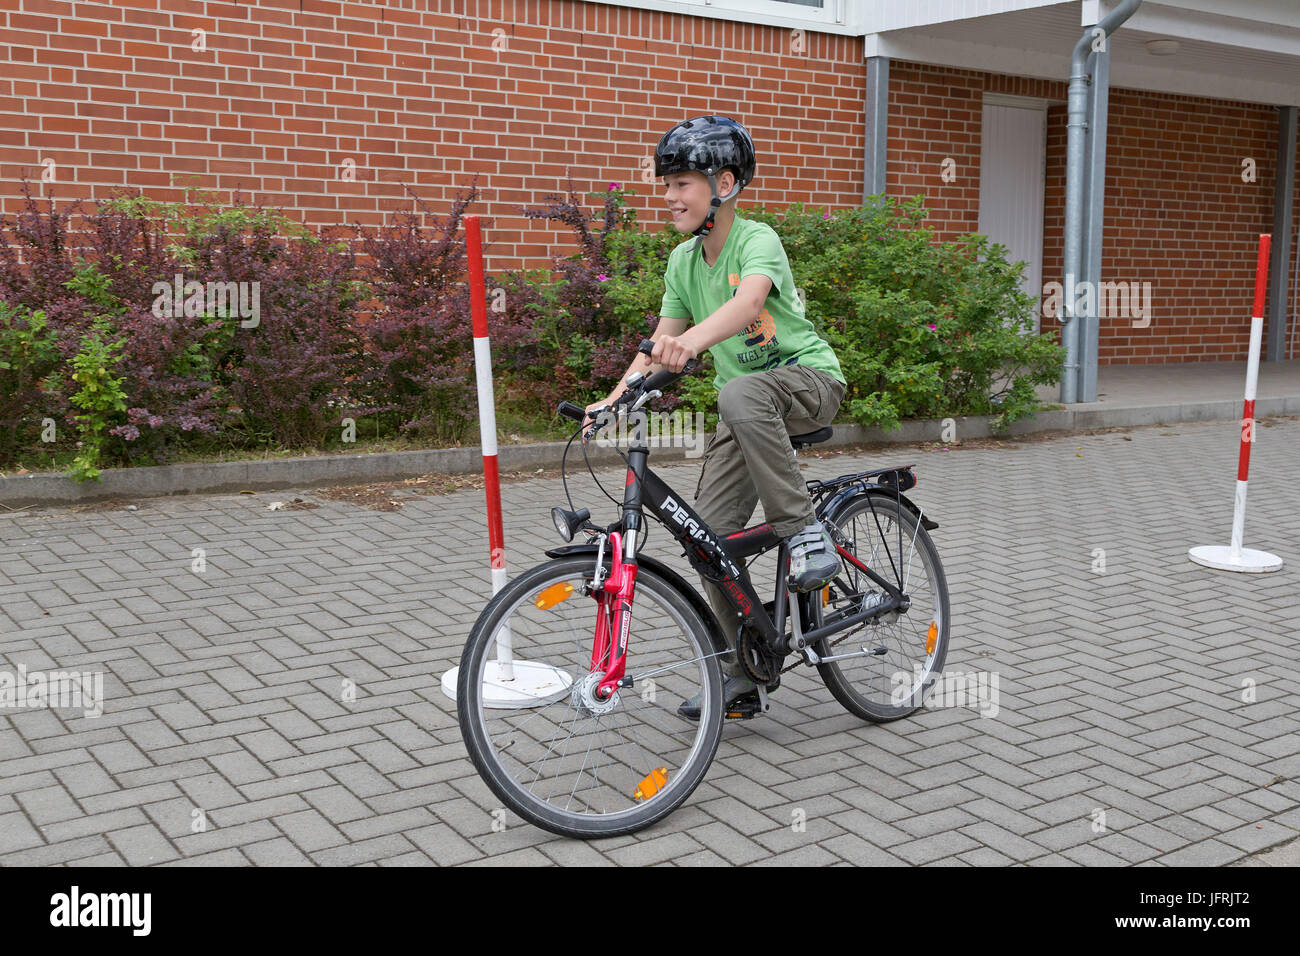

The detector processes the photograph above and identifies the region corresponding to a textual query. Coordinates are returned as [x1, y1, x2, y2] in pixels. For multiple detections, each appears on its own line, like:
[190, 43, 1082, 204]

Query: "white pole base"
[441, 660, 574, 708]
[1188, 545, 1283, 573]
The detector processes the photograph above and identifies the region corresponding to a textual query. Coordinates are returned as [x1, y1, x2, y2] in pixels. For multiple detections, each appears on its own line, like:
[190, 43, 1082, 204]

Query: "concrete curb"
[4, 395, 1298, 507]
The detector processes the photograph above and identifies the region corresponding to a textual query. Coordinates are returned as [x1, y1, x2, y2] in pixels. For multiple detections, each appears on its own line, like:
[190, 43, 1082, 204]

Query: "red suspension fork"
[592, 531, 638, 698]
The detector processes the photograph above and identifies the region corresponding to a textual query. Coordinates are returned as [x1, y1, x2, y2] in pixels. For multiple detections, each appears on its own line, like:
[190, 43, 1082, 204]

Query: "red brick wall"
[0, 0, 865, 271]
[4, 3, 1297, 362]
[886, 63, 1062, 240]
[889, 60, 1300, 363]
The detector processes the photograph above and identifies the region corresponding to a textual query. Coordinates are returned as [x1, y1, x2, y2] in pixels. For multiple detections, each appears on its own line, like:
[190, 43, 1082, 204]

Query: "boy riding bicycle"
[587, 114, 848, 715]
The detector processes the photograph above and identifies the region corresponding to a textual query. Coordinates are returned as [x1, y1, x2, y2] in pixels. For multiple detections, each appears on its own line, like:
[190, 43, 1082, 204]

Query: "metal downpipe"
[1062, 0, 1143, 403]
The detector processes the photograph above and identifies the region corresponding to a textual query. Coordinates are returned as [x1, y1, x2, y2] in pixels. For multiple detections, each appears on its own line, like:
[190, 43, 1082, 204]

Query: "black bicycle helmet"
[654, 115, 756, 241]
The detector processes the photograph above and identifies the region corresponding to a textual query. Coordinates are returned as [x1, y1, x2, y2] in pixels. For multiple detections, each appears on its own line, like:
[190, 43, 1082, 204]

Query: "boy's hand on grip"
[652, 334, 698, 373]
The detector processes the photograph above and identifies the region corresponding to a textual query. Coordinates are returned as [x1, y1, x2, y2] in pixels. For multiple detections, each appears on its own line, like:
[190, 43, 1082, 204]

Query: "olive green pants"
[692, 364, 846, 676]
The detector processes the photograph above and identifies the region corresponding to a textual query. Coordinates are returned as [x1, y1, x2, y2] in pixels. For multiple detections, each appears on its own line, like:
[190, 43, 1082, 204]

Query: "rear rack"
[807, 464, 916, 499]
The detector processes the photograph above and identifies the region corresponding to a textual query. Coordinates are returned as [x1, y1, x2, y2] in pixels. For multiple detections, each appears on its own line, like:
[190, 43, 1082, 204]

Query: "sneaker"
[787, 522, 840, 592]
[677, 674, 757, 721]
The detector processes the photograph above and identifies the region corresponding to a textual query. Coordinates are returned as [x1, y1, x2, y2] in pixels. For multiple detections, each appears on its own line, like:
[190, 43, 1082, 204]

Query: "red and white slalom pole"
[466, 214, 511, 676]
[441, 214, 572, 706]
[1189, 233, 1283, 573]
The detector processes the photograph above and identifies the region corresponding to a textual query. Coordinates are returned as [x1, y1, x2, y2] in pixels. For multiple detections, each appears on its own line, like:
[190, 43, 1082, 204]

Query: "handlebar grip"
[557, 401, 588, 423]
[637, 338, 699, 374]
[641, 369, 678, 393]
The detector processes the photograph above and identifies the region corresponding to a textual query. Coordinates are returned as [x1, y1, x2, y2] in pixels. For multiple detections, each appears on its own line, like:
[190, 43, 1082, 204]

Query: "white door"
[978, 99, 1047, 332]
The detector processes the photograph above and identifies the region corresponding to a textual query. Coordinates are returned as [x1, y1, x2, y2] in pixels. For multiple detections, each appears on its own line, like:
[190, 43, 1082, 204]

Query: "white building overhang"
[863, 1, 1300, 107]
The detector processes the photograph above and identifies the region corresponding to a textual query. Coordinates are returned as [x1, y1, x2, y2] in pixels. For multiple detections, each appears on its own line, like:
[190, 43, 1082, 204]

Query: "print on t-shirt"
[729, 272, 780, 369]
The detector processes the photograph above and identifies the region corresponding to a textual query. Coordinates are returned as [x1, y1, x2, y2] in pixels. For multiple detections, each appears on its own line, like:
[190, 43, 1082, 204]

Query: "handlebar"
[638, 338, 698, 393]
[556, 338, 700, 426]
[557, 401, 588, 423]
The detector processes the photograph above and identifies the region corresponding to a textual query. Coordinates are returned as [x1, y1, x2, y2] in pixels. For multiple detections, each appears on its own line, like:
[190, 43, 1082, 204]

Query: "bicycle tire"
[811, 492, 951, 722]
[457, 555, 725, 839]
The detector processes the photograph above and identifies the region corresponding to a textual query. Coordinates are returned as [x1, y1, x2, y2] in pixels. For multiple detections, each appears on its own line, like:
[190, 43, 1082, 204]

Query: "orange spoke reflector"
[926, 621, 938, 654]
[822, 585, 830, 606]
[633, 767, 669, 801]
[535, 582, 574, 610]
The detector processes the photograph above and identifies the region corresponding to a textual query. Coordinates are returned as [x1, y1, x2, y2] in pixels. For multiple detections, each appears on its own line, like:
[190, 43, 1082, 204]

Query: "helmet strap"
[691, 170, 733, 250]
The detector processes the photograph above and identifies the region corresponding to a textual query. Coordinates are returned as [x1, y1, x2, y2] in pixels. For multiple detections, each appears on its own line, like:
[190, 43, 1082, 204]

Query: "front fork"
[590, 530, 638, 698]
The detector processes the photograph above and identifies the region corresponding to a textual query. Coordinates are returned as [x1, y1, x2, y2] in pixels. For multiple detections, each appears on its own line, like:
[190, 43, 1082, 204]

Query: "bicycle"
[457, 340, 950, 838]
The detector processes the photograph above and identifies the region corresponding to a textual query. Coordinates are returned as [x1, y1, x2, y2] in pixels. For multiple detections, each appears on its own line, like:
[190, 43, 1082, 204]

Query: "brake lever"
[581, 402, 622, 444]
[628, 390, 662, 413]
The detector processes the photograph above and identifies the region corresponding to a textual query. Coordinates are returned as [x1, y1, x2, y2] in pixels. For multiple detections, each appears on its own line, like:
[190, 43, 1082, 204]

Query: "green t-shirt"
[658, 214, 845, 391]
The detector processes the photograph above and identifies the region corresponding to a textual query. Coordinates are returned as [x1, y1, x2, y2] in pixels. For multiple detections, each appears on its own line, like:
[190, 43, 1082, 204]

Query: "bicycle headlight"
[551, 507, 590, 543]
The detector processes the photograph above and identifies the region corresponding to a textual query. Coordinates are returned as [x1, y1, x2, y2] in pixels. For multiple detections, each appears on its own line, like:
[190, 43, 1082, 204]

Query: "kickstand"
[755, 683, 771, 714]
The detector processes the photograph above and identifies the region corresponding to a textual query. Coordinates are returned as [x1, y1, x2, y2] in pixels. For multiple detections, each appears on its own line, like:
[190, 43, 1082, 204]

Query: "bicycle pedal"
[724, 692, 764, 720]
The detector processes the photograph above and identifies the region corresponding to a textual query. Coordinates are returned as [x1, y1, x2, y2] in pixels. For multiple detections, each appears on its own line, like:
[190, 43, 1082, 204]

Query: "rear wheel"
[810, 493, 950, 722]
[457, 555, 725, 838]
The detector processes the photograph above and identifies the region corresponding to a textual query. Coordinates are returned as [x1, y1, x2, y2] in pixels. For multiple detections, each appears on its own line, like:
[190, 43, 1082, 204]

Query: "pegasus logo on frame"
[661, 495, 742, 578]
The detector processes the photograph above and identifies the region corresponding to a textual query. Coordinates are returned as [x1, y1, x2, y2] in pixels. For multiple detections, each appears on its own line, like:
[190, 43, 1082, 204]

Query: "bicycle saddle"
[790, 426, 833, 449]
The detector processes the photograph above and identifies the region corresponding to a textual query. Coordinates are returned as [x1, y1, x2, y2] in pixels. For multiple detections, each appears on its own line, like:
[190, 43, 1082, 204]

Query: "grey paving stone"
[273, 809, 349, 853]
[890, 831, 981, 865]
[685, 821, 770, 865]
[958, 821, 1050, 860]
[1060, 843, 1130, 866]
[161, 848, 250, 866]
[461, 846, 554, 866]
[0, 811, 46, 854]
[106, 823, 180, 866]
[606, 832, 704, 866]
[958, 846, 1017, 866]
[405, 823, 486, 866]
[0, 834, 109, 867]
[303, 785, 375, 825]
[1217, 820, 1298, 854]
[16, 784, 83, 826]
[1156, 839, 1246, 866]
[821, 832, 909, 865]
[42, 808, 149, 844]
[750, 844, 842, 866]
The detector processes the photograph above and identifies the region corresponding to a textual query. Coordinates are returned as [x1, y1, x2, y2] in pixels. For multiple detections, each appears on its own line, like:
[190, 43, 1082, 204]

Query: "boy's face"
[663, 169, 736, 233]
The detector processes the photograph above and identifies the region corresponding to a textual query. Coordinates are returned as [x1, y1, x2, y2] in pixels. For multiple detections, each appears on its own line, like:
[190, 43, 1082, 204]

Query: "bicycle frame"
[580, 411, 926, 680]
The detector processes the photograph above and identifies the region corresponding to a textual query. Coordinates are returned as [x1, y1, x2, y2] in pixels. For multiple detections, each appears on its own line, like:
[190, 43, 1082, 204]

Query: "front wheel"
[811, 492, 951, 722]
[456, 555, 725, 839]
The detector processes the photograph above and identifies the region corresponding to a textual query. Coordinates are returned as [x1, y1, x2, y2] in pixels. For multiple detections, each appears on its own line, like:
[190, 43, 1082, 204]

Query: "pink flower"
[927, 323, 937, 330]
[609, 183, 620, 190]
[823, 211, 832, 219]
[596, 274, 610, 282]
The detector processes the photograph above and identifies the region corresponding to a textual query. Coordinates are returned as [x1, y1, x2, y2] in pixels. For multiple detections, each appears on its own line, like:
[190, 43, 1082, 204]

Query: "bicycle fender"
[825, 488, 939, 531]
[544, 545, 732, 657]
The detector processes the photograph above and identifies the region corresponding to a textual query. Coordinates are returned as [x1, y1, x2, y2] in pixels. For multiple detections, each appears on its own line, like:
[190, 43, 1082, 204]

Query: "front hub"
[571, 671, 619, 716]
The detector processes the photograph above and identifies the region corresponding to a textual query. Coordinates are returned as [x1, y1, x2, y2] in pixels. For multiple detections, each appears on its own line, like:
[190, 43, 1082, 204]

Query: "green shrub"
[0, 301, 60, 462]
[68, 318, 128, 482]
[745, 196, 1063, 431]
